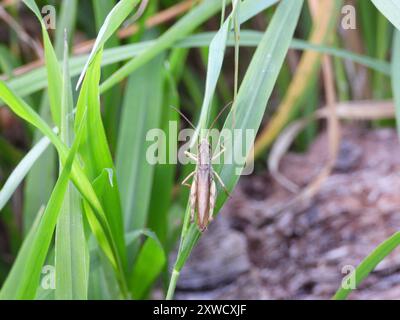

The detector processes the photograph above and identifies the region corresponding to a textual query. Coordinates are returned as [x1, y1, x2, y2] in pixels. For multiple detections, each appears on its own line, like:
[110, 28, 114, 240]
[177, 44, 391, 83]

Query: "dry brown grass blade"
[266, 0, 340, 213]
[0, 0, 15, 8]
[251, 0, 339, 159]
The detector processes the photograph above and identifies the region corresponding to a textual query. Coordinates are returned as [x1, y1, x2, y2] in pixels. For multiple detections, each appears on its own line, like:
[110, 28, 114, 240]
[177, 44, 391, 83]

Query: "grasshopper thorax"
[198, 138, 212, 168]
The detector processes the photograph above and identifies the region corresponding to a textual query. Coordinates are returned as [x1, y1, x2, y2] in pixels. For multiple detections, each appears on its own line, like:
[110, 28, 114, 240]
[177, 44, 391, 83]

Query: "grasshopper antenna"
[170, 106, 196, 130]
[209, 101, 233, 130]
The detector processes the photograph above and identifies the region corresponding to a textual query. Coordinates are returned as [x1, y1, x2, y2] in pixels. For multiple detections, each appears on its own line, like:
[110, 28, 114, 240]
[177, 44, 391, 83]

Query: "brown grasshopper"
[172, 106, 231, 232]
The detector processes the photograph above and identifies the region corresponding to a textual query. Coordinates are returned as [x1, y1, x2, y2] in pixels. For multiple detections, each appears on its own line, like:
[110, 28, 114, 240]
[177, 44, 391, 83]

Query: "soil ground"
[175, 126, 400, 300]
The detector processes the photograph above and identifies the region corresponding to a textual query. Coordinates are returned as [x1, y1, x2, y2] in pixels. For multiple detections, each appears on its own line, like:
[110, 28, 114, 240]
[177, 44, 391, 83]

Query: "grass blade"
[100, 0, 232, 93]
[4, 32, 390, 105]
[192, 0, 240, 146]
[55, 36, 89, 300]
[167, 0, 304, 299]
[77, 0, 140, 88]
[22, 0, 62, 127]
[392, 30, 400, 137]
[333, 232, 400, 300]
[0, 136, 50, 212]
[129, 231, 165, 299]
[0, 112, 85, 299]
[371, 0, 400, 31]
[116, 55, 165, 232]
[0, 79, 127, 296]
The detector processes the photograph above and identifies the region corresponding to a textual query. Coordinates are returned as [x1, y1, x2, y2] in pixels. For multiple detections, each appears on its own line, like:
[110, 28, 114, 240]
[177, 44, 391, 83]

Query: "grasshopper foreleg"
[181, 170, 195, 188]
[184, 150, 198, 162]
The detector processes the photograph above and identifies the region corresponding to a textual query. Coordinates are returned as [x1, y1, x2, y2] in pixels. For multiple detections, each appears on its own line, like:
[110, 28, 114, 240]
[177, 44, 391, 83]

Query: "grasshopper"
[172, 106, 231, 232]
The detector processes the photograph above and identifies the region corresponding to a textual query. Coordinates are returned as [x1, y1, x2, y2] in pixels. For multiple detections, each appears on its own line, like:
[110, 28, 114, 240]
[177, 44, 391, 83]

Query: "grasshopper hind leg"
[209, 179, 217, 222]
[189, 174, 197, 223]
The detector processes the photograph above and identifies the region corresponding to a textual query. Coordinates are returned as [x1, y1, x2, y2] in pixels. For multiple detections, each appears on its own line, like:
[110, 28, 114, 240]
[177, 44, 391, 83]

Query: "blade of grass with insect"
[54, 36, 88, 300]
[0, 111, 86, 299]
[116, 54, 164, 232]
[371, 0, 400, 31]
[166, 0, 304, 300]
[77, 0, 141, 89]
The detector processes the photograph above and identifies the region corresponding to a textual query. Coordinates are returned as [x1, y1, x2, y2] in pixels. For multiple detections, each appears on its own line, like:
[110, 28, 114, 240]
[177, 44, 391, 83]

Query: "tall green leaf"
[77, 0, 141, 88]
[55, 37, 89, 300]
[75, 50, 127, 273]
[0, 112, 85, 299]
[116, 55, 165, 232]
[0, 80, 127, 296]
[22, 0, 62, 126]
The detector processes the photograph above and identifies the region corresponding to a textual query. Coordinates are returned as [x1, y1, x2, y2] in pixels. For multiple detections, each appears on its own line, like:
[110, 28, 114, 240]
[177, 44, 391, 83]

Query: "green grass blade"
[100, 0, 232, 93]
[333, 232, 400, 300]
[77, 0, 140, 88]
[167, 0, 304, 299]
[239, 0, 278, 23]
[116, 54, 164, 231]
[192, 0, 239, 145]
[23, 0, 62, 127]
[92, 0, 121, 151]
[0, 79, 127, 296]
[392, 30, 400, 137]
[4, 32, 390, 105]
[75, 49, 127, 274]
[371, 0, 400, 31]
[0, 112, 85, 300]
[55, 37, 89, 300]
[0, 45, 19, 77]
[147, 60, 181, 249]
[0, 135, 50, 212]
[129, 231, 165, 299]
[22, 96, 56, 234]
[54, 0, 78, 57]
